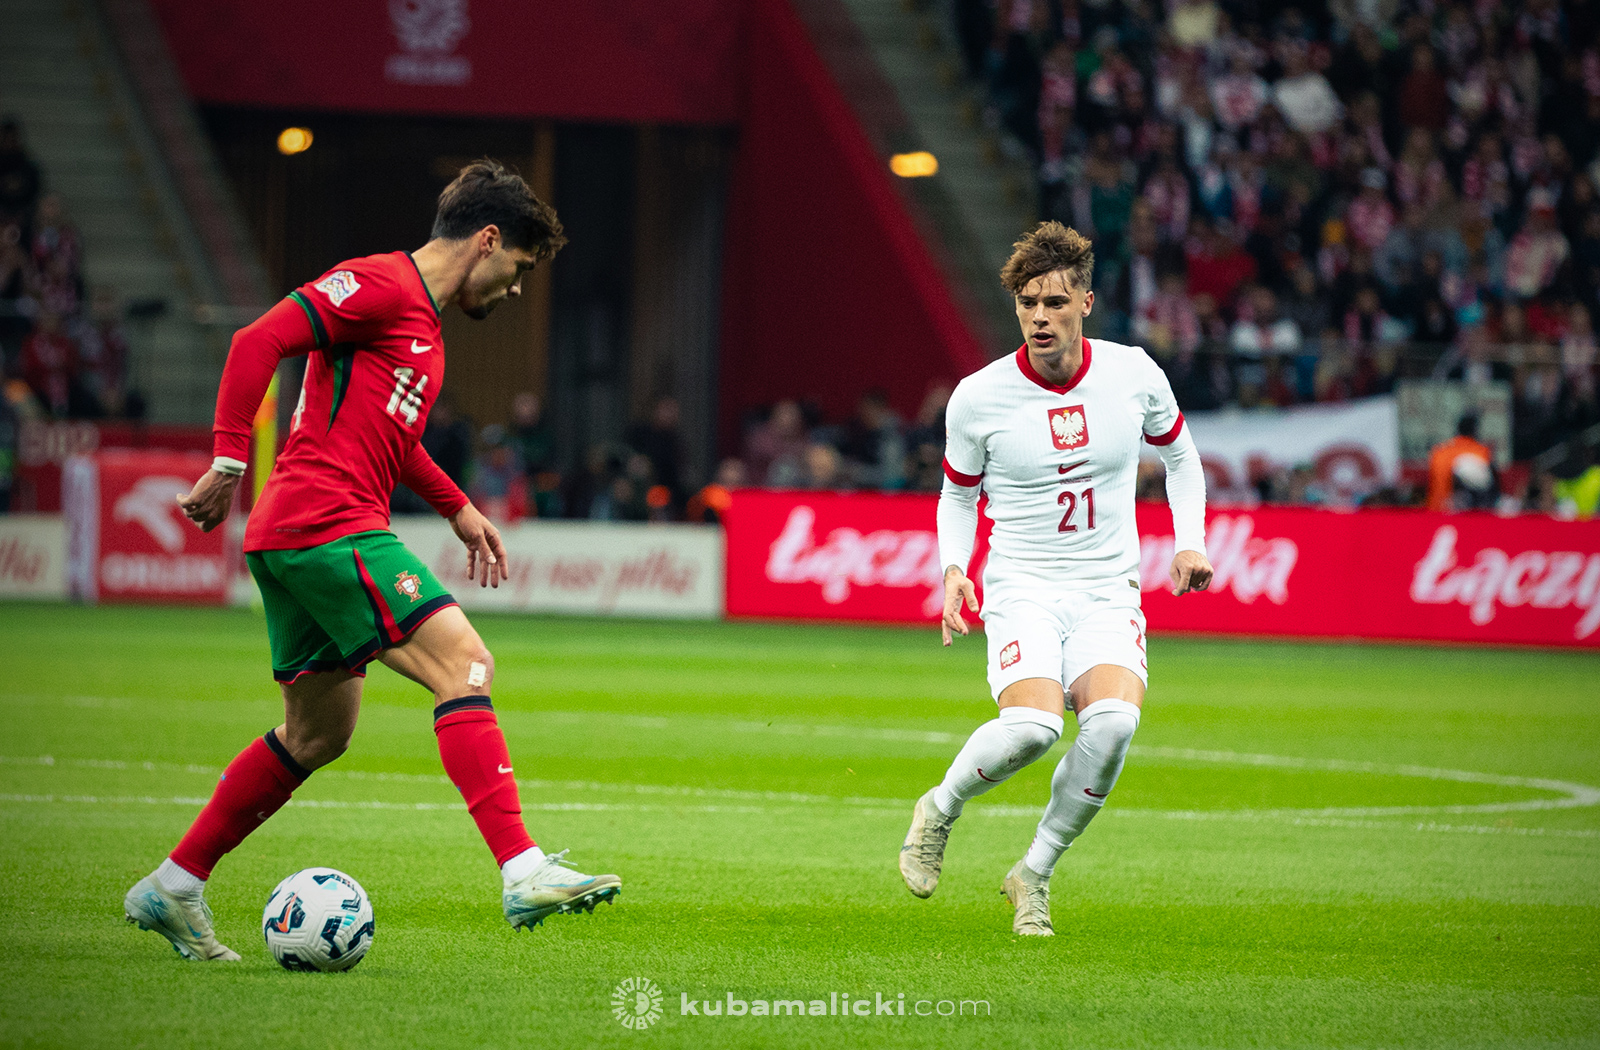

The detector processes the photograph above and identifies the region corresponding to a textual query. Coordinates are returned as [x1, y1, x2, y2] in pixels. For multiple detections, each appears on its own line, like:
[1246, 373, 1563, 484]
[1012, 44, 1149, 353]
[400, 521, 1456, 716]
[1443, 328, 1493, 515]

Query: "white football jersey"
[943, 338, 1186, 589]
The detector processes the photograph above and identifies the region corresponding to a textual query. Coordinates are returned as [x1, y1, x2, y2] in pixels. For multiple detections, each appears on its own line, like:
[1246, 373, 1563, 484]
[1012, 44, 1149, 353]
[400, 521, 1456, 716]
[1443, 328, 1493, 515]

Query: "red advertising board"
[63, 450, 234, 605]
[722, 490, 1600, 648]
[13, 420, 213, 513]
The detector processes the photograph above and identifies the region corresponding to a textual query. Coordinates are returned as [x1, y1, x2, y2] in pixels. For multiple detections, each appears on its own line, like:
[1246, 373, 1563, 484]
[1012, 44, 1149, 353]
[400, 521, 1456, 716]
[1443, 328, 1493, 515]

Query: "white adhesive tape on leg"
[467, 661, 488, 688]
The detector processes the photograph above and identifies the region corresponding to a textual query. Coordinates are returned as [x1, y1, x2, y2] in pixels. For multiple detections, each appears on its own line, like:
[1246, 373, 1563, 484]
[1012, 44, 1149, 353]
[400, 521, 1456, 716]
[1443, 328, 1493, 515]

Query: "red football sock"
[433, 697, 537, 865]
[169, 731, 309, 880]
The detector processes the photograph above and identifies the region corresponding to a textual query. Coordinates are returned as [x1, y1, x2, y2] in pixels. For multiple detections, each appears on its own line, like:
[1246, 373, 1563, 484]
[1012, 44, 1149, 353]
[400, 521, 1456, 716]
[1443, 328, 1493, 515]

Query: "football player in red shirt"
[124, 161, 620, 961]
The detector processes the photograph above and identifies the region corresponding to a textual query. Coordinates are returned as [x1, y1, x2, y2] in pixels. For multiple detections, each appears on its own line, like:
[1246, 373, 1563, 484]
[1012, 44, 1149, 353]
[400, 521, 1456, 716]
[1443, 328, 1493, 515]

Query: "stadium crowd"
[0, 119, 138, 424]
[947, 0, 1597, 456]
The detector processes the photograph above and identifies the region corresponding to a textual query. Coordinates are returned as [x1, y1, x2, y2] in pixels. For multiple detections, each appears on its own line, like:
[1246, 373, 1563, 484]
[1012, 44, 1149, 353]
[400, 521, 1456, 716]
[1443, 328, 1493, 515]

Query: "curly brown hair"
[999, 222, 1094, 295]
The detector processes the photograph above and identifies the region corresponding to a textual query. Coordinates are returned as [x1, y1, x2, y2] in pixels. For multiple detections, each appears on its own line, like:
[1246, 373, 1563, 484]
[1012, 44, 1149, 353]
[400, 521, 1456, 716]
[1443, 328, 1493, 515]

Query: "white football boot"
[899, 788, 955, 898]
[502, 850, 621, 930]
[1002, 859, 1054, 936]
[124, 873, 241, 961]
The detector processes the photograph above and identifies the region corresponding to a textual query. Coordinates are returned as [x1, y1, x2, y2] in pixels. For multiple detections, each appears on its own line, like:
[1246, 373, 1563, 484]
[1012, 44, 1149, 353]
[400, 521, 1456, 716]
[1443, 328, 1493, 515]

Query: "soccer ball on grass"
[262, 867, 375, 972]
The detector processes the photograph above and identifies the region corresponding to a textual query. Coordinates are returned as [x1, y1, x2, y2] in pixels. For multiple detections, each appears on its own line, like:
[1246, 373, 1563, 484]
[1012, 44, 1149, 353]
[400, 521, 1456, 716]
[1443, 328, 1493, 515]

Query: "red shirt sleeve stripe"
[1143, 413, 1185, 446]
[942, 457, 983, 486]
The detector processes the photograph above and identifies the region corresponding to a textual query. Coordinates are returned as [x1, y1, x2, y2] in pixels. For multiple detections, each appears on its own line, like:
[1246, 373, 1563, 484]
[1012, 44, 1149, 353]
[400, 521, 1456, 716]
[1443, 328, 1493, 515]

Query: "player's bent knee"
[1000, 706, 1065, 764]
[1076, 700, 1141, 759]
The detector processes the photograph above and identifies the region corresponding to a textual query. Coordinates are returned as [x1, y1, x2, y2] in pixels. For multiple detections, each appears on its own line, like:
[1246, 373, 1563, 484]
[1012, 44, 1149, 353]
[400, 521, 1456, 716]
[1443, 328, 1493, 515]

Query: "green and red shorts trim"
[246, 530, 457, 683]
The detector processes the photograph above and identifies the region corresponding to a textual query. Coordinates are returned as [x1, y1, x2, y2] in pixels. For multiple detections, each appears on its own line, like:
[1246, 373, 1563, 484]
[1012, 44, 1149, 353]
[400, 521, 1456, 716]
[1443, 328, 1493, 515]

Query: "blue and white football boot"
[502, 850, 621, 930]
[124, 873, 241, 961]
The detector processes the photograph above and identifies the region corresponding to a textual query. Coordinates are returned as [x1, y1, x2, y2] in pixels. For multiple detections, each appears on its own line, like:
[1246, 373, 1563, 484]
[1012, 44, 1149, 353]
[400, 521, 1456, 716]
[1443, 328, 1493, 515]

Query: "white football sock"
[501, 846, 547, 884]
[1024, 698, 1140, 877]
[156, 857, 205, 897]
[932, 706, 1064, 818]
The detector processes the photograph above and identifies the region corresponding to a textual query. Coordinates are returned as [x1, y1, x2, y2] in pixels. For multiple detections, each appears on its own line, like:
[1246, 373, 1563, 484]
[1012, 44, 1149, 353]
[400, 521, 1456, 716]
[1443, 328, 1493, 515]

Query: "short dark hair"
[432, 159, 567, 263]
[1457, 414, 1480, 439]
[1000, 222, 1095, 295]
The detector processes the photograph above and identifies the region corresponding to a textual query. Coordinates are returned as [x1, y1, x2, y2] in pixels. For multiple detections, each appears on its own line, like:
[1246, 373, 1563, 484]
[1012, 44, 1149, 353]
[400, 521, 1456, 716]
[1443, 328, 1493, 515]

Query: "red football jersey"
[212, 251, 468, 552]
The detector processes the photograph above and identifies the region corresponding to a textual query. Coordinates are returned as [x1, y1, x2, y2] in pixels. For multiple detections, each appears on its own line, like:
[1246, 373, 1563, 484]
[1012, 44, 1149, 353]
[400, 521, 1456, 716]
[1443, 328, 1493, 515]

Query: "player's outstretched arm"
[941, 566, 980, 646]
[176, 469, 241, 533]
[448, 502, 509, 588]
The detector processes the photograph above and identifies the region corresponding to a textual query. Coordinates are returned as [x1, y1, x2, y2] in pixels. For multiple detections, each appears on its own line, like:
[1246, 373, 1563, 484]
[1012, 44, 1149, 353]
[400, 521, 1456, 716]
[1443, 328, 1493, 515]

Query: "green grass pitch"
[1, 601, 1597, 1049]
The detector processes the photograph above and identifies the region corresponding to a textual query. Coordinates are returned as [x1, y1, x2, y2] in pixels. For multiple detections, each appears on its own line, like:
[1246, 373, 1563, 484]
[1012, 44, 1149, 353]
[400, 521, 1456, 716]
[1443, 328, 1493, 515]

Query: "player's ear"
[479, 225, 502, 257]
[1082, 289, 1094, 316]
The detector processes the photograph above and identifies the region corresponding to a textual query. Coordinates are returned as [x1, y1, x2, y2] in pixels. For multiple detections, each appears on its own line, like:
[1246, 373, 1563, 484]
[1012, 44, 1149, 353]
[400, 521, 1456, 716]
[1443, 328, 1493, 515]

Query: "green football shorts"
[247, 530, 457, 683]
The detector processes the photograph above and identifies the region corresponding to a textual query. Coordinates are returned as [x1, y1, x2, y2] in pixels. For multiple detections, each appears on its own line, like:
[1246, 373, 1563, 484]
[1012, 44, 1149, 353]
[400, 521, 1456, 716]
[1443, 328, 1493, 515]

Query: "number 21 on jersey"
[1058, 487, 1095, 533]
[387, 367, 428, 426]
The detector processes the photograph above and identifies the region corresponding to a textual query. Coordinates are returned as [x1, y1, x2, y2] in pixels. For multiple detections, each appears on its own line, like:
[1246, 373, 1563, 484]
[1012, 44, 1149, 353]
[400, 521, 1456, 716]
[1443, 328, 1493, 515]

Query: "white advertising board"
[387, 517, 725, 619]
[0, 514, 67, 599]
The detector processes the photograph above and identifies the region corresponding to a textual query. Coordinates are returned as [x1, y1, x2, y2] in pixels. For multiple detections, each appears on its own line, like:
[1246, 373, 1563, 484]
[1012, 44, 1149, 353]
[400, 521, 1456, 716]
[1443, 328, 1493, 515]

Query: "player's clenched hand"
[941, 566, 979, 647]
[448, 503, 509, 588]
[175, 470, 239, 533]
[1169, 549, 1214, 596]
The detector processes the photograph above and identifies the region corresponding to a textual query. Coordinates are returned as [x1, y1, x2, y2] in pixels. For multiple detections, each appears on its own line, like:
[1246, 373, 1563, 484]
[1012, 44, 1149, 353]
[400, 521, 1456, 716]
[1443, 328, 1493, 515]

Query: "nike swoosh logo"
[1084, 788, 1107, 798]
[410, 340, 432, 354]
[498, 764, 513, 774]
[976, 768, 1001, 783]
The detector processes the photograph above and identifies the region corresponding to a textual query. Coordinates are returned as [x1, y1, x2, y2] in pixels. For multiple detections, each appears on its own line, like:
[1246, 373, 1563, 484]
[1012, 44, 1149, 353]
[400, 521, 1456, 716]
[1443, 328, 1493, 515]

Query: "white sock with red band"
[932, 706, 1064, 819]
[1024, 698, 1141, 877]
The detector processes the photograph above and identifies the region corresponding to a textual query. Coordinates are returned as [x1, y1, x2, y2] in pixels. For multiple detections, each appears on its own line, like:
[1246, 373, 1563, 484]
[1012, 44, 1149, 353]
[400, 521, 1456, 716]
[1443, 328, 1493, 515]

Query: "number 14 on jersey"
[387, 367, 429, 426]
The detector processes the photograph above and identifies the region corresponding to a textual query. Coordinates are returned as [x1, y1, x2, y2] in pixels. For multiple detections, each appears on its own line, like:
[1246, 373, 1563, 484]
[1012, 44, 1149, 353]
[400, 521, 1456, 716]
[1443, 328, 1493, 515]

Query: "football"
[261, 868, 375, 972]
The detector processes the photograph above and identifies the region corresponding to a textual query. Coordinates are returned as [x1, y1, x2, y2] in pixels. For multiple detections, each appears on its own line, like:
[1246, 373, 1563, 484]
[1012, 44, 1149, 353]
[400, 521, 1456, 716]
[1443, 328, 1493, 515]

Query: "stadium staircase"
[0, 0, 269, 424]
[795, 0, 1038, 352]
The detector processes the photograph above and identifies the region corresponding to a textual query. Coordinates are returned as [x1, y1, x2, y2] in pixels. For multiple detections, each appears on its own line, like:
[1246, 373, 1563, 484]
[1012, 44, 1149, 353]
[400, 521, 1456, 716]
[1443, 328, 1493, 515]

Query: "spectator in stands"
[469, 425, 526, 524]
[626, 395, 685, 505]
[1562, 303, 1597, 389]
[29, 194, 79, 282]
[903, 383, 950, 493]
[686, 457, 746, 524]
[1551, 443, 1600, 519]
[0, 224, 30, 361]
[744, 399, 808, 485]
[1347, 168, 1396, 254]
[73, 286, 129, 417]
[20, 310, 74, 417]
[840, 388, 905, 489]
[798, 442, 846, 491]
[1136, 270, 1201, 359]
[1427, 414, 1497, 512]
[509, 392, 554, 476]
[1185, 218, 1256, 312]
[1398, 45, 1449, 132]
[1272, 44, 1342, 135]
[1505, 190, 1571, 300]
[1231, 285, 1303, 359]
[0, 120, 41, 238]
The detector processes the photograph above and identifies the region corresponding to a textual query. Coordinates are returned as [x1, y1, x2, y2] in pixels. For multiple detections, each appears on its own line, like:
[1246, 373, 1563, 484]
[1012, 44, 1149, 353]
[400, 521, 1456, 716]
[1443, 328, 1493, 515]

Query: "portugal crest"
[394, 571, 424, 602]
[1048, 405, 1089, 451]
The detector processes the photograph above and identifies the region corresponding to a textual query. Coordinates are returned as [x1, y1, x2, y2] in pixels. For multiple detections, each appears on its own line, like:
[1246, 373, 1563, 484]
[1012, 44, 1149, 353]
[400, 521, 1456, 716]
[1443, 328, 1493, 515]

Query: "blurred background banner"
[142, 0, 745, 124]
[1165, 395, 1401, 502]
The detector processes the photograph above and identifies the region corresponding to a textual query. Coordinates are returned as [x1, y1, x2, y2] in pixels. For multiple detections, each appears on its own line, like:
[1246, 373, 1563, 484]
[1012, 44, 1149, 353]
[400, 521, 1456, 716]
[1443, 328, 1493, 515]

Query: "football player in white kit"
[899, 222, 1213, 935]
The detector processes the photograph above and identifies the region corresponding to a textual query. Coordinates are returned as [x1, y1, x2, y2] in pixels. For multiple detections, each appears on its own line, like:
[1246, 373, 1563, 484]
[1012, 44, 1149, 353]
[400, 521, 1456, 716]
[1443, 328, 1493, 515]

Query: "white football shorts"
[980, 579, 1148, 702]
